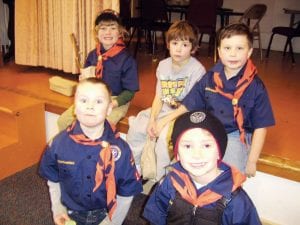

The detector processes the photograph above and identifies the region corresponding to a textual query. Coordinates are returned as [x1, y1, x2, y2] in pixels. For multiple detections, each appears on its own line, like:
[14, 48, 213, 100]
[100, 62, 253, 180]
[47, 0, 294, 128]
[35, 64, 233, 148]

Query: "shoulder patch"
[111, 145, 122, 161]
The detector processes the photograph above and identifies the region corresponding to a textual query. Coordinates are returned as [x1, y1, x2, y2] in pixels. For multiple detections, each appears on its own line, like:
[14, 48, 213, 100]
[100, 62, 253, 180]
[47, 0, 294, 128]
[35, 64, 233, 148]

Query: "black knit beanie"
[95, 9, 121, 27]
[171, 110, 227, 158]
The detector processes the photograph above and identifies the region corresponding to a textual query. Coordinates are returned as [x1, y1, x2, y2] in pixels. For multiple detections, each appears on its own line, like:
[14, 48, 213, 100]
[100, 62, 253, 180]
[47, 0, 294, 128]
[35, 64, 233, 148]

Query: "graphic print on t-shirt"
[160, 77, 187, 107]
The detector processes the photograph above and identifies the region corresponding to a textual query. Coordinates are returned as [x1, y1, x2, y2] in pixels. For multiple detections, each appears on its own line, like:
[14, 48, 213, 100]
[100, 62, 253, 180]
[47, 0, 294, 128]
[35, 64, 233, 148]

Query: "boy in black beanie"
[143, 110, 261, 225]
[57, 9, 139, 131]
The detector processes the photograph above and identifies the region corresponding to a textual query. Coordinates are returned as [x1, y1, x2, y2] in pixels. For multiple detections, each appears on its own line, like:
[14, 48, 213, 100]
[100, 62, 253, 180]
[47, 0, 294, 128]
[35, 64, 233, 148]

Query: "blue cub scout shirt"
[39, 120, 142, 211]
[182, 61, 275, 133]
[84, 48, 139, 96]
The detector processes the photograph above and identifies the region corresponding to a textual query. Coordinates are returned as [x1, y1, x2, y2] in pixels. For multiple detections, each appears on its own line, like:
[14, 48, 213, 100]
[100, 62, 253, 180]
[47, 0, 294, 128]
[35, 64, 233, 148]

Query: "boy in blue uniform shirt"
[40, 78, 142, 225]
[143, 110, 262, 225]
[57, 9, 139, 131]
[151, 23, 275, 177]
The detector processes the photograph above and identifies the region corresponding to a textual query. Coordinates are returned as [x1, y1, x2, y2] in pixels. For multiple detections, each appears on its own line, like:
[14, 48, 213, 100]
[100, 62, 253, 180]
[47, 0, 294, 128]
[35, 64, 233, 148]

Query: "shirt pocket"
[204, 90, 220, 110]
[57, 162, 76, 179]
[239, 97, 255, 113]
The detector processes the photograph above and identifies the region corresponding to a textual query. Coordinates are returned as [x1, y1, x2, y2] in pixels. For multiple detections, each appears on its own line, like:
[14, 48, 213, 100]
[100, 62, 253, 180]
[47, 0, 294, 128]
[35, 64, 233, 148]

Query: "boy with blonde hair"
[40, 78, 142, 225]
[57, 9, 139, 131]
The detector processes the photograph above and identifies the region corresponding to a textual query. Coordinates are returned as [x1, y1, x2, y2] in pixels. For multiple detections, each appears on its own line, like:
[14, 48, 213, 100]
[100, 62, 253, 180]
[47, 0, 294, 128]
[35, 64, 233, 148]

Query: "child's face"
[97, 21, 121, 50]
[218, 34, 253, 77]
[177, 128, 220, 183]
[169, 38, 193, 65]
[75, 82, 112, 129]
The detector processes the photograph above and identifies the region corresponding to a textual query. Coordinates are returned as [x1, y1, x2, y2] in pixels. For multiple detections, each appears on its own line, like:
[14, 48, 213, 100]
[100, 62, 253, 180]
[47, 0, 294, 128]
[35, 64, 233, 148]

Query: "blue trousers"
[68, 208, 107, 225]
[222, 130, 252, 173]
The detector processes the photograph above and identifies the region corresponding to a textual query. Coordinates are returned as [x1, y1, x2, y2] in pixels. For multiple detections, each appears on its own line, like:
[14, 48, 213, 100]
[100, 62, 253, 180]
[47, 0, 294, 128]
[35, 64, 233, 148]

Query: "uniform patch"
[190, 111, 206, 123]
[111, 145, 121, 161]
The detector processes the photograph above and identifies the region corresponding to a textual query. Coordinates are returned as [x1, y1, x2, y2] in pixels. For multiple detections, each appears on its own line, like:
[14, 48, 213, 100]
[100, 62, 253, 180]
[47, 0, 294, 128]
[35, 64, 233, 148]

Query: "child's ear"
[118, 30, 122, 38]
[217, 150, 221, 161]
[106, 102, 113, 116]
[217, 47, 221, 56]
[190, 48, 196, 55]
[166, 43, 170, 50]
[94, 27, 98, 37]
[191, 45, 199, 55]
[247, 47, 254, 59]
[73, 103, 77, 116]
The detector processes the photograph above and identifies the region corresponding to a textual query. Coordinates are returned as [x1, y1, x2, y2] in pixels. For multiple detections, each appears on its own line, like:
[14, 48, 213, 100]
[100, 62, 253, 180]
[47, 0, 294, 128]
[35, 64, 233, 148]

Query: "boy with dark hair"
[151, 23, 275, 177]
[143, 110, 262, 225]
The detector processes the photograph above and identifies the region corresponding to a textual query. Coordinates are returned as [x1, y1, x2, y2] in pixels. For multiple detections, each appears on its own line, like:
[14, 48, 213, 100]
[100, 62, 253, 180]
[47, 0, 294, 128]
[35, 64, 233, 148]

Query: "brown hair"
[166, 20, 199, 51]
[217, 23, 253, 48]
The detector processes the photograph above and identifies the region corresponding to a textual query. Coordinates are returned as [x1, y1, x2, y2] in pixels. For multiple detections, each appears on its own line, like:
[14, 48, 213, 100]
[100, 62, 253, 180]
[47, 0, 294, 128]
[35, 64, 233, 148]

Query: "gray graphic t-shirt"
[156, 57, 206, 111]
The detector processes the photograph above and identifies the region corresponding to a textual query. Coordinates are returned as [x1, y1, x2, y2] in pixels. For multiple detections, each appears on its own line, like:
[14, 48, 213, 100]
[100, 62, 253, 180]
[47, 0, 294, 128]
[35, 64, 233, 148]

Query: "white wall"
[167, 0, 300, 53]
[223, 0, 300, 52]
[45, 111, 60, 141]
[44, 111, 300, 225]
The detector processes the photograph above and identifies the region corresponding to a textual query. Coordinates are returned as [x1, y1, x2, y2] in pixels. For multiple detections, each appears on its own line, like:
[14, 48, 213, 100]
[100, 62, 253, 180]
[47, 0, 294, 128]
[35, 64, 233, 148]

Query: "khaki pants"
[126, 108, 174, 181]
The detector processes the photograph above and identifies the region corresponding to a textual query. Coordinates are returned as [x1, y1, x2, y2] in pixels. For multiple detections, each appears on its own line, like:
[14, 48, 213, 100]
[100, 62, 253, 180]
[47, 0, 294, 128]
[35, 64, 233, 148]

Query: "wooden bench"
[0, 69, 298, 182]
[0, 90, 46, 179]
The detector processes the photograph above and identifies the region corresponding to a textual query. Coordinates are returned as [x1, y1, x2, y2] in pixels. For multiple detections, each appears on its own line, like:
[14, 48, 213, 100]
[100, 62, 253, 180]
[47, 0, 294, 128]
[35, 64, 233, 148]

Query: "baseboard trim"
[261, 218, 282, 225]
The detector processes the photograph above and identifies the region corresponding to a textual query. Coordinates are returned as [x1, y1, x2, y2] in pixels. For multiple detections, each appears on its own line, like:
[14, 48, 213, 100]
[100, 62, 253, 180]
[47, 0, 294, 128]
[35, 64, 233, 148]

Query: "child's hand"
[147, 121, 157, 139]
[79, 66, 96, 81]
[53, 213, 71, 225]
[246, 160, 257, 178]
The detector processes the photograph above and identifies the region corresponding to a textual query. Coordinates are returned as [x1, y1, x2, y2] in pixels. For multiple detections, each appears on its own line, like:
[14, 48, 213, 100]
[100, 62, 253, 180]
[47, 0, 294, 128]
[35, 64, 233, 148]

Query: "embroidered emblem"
[190, 112, 206, 123]
[111, 145, 121, 161]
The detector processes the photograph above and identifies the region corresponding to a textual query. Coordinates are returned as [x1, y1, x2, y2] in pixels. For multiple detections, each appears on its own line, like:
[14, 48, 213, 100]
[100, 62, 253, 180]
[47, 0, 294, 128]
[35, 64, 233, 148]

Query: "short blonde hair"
[76, 77, 112, 99]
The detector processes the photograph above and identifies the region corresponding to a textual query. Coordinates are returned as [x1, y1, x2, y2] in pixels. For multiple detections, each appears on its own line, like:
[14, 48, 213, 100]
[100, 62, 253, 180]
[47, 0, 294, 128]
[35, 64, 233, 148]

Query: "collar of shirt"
[71, 120, 115, 143]
[171, 162, 237, 199]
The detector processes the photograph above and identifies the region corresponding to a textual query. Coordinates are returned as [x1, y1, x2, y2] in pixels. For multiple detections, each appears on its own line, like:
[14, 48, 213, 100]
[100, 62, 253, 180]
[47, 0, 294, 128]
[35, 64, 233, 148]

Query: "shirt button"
[87, 155, 91, 159]
[87, 175, 91, 179]
[87, 194, 91, 197]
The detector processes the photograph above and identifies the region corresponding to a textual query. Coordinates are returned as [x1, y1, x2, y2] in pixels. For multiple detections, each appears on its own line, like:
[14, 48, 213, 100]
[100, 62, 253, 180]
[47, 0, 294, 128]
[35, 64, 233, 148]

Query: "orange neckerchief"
[96, 38, 126, 79]
[67, 122, 116, 220]
[212, 59, 257, 144]
[170, 167, 245, 207]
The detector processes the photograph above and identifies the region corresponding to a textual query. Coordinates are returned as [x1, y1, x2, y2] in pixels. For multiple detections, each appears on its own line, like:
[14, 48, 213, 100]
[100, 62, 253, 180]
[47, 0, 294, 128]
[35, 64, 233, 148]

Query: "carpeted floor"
[0, 165, 150, 225]
[0, 165, 53, 225]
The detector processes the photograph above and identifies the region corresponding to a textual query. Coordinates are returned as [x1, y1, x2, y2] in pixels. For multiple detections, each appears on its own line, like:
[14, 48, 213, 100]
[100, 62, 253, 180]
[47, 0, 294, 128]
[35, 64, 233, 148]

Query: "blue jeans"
[222, 130, 252, 173]
[68, 208, 107, 225]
